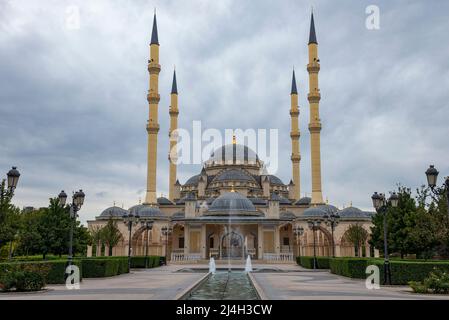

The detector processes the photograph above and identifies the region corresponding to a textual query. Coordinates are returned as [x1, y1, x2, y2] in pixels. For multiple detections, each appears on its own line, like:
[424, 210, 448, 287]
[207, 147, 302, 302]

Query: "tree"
[89, 225, 104, 256]
[345, 224, 368, 257]
[100, 217, 122, 256]
[34, 198, 70, 258]
[0, 179, 22, 257]
[17, 209, 45, 256]
[370, 186, 419, 258]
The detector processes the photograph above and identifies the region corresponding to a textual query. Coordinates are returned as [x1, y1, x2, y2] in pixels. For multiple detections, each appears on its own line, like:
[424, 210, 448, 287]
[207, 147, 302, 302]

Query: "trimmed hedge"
[81, 257, 129, 278]
[130, 256, 163, 268]
[0, 260, 82, 285]
[329, 258, 369, 279]
[297, 256, 330, 269]
[328, 258, 449, 285]
[370, 260, 449, 285]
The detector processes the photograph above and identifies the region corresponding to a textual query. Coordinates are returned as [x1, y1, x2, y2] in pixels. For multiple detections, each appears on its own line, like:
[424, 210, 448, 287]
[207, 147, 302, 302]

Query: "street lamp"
[307, 219, 322, 269]
[58, 189, 85, 269]
[6, 167, 20, 194]
[371, 191, 399, 285]
[161, 226, 172, 265]
[2, 167, 20, 260]
[141, 220, 154, 268]
[425, 165, 449, 215]
[123, 212, 140, 271]
[293, 225, 304, 258]
[323, 211, 340, 257]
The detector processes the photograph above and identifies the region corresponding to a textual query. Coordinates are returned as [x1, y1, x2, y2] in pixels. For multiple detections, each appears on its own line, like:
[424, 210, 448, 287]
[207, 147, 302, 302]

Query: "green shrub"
[81, 257, 128, 278]
[129, 256, 163, 268]
[297, 256, 330, 269]
[14, 271, 46, 292]
[0, 260, 82, 285]
[0, 271, 45, 292]
[409, 281, 428, 293]
[329, 258, 369, 279]
[130, 256, 146, 268]
[409, 269, 449, 294]
[368, 259, 449, 285]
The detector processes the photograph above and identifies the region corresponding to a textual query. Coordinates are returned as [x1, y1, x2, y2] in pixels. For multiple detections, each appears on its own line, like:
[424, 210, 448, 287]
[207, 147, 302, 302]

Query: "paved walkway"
[0, 265, 204, 300]
[251, 267, 449, 300]
[1, 263, 449, 300]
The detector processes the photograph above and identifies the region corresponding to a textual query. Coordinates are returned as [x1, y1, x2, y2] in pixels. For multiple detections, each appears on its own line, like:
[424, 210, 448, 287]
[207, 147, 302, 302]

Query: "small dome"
[266, 175, 285, 186]
[295, 197, 311, 205]
[206, 144, 259, 165]
[339, 207, 372, 218]
[208, 192, 258, 213]
[129, 204, 165, 218]
[302, 206, 327, 218]
[184, 174, 201, 186]
[214, 169, 256, 183]
[157, 197, 174, 205]
[317, 204, 339, 214]
[99, 206, 128, 218]
[278, 195, 291, 205]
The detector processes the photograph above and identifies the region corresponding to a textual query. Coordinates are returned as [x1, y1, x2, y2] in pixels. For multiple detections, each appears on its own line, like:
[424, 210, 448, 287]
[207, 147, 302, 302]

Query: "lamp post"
[141, 220, 154, 268]
[2, 167, 20, 260]
[58, 189, 85, 269]
[371, 191, 399, 285]
[293, 225, 304, 258]
[161, 226, 172, 265]
[425, 165, 449, 215]
[307, 219, 322, 269]
[122, 212, 140, 271]
[323, 211, 340, 257]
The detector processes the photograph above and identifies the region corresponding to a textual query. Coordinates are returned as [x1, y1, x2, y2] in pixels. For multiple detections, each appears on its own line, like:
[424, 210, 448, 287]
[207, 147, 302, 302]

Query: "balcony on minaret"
[291, 154, 301, 162]
[148, 61, 161, 74]
[146, 121, 160, 133]
[169, 108, 179, 116]
[308, 121, 322, 133]
[147, 92, 161, 104]
[307, 91, 321, 103]
[290, 131, 300, 139]
[289, 109, 300, 117]
[307, 61, 320, 73]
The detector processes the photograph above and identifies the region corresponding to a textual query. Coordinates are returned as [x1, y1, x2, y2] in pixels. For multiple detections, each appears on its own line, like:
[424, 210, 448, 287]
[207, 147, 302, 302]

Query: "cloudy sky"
[1, 0, 448, 224]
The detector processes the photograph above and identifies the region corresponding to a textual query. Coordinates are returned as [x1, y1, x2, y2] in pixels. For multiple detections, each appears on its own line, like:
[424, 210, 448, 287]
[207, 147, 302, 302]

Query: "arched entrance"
[221, 231, 244, 259]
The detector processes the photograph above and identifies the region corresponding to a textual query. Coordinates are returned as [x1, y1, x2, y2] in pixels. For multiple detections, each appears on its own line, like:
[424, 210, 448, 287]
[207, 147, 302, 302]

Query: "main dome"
[205, 144, 259, 166]
[207, 191, 259, 213]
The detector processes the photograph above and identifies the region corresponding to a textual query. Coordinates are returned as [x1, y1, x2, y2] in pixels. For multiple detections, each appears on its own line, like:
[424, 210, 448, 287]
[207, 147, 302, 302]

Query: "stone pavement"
[1, 263, 449, 300]
[0, 264, 205, 300]
[251, 266, 449, 300]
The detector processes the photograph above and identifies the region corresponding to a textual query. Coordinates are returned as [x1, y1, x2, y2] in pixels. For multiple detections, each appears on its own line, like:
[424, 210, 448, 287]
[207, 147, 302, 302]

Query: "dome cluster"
[302, 204, 373, 219]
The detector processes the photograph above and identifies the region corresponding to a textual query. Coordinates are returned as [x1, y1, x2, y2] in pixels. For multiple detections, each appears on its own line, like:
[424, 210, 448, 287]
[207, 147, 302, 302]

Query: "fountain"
[245, 255, 253, 272]
[209, 257, 216, 274]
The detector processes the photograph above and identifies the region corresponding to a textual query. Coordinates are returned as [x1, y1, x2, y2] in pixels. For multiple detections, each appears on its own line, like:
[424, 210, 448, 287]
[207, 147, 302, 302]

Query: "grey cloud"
[1, 0, 449, 223]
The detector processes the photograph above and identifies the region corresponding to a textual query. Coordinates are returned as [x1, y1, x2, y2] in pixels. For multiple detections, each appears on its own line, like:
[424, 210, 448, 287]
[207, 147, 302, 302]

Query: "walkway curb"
[248, 273, 268, 300]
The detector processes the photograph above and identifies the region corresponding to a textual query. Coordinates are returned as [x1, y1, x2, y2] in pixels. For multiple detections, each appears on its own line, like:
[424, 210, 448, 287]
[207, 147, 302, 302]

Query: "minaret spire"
[307, 10, 324, 205]
[168, 68, 179, 201]
[171, 68, 178, 94]
[151, 11, 159, 45]
[289, 68, 301, 201]
[291, 69, 298, 94]
[309, 11, 317, 45]
[145, 11, 161, 204]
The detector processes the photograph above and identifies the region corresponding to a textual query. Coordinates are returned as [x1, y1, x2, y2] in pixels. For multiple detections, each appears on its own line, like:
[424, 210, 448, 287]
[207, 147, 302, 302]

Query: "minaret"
[145, 12, 161, 205]
[307, 12, 324, 205]
[290, 69, 301, 200]
[168, 69, 179, 201]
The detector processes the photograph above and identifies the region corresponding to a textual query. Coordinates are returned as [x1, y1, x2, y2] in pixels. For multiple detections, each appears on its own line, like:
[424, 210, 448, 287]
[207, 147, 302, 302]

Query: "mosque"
[87, 12, 377, 262]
